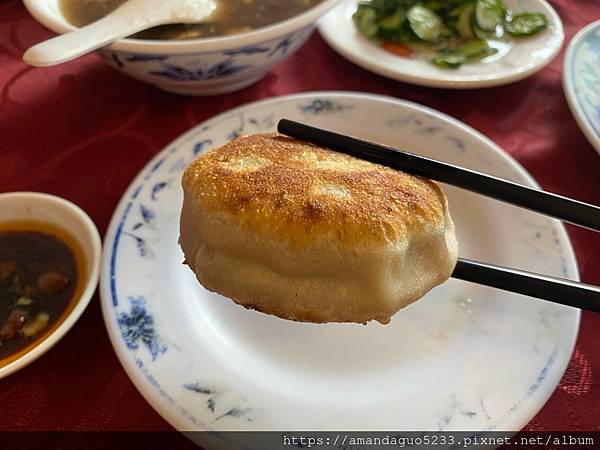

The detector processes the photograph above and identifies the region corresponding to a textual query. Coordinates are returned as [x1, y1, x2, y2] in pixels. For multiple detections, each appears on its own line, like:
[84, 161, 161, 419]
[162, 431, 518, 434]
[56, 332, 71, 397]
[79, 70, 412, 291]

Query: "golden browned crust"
[182, 133, 447, 248]
[180, 133, 459, 324]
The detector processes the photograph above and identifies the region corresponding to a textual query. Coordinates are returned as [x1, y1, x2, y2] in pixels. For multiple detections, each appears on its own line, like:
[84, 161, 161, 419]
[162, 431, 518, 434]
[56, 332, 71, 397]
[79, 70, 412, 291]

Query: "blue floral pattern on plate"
[184, 382, 265, 423]
[117, 296, 167, 361]
[299, 99, 353, 115]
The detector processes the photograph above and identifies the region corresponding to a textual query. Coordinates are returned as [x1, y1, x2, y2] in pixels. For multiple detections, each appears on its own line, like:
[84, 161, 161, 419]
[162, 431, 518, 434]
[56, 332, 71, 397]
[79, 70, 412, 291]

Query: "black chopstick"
[278, 119, 600, 232]
[454, 258, 600, 312]
[277, 119, 600, 313]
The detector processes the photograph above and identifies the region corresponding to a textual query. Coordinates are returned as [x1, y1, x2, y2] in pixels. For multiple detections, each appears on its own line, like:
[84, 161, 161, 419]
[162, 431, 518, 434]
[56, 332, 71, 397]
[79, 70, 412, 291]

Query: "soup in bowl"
[24, 0, 341, 95]
[61, 0, 323, 40]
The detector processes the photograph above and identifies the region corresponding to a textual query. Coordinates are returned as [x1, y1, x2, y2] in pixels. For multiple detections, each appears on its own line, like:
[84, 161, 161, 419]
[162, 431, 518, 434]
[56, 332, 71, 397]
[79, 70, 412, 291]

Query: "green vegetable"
[407, 5, 449, 42]
[352, 0, 548, 68]
[432, 53, 467, 68]
[456, 4, 475, 39]
[475, 0, 506, 31]
[472, 21, 493, 39]
[433, 39, 497, 68]
[353, 5, 378, 38]
[424, 1, 446, 12]
[505, 13, 547, 36]
[378, 9, 406, 31]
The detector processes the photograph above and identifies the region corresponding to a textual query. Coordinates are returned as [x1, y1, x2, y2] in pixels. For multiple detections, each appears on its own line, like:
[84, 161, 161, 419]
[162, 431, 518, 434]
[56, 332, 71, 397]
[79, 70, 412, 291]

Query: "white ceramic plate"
[318, 0, 563, 88]
[100, 92, 579, 445]
[563, 19, 600, 156]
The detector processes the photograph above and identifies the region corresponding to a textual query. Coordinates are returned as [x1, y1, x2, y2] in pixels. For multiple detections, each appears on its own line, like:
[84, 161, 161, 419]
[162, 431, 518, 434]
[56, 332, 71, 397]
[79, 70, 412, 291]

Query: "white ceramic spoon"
[23, 0, 217, 67]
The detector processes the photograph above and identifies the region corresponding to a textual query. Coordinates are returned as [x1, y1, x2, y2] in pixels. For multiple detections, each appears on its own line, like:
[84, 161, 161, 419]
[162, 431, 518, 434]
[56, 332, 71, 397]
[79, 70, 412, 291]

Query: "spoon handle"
[24, 13, 154, 67]
[23, 0, 217, 67]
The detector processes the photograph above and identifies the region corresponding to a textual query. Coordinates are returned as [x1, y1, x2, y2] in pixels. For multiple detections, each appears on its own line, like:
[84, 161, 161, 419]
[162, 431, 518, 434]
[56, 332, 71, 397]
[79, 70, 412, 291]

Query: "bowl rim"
[562, 18, 600, 156]
[23, 0, 342, 54]
[0, 191, 102, 379]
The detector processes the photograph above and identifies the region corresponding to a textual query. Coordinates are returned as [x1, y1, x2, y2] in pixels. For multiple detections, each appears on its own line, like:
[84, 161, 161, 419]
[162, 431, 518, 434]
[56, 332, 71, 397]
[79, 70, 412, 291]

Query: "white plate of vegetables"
[319, 0, 563, 88]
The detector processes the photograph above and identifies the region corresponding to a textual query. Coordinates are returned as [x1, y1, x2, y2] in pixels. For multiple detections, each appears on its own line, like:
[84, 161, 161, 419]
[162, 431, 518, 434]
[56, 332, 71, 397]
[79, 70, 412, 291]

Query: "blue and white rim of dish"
[100, 91, 580, 437]
[564, 19, 600, 155]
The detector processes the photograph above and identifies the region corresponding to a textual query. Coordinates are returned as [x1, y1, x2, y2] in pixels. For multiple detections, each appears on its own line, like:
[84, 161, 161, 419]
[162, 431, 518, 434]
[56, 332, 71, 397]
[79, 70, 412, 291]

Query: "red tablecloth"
[0, 0, 599, 434]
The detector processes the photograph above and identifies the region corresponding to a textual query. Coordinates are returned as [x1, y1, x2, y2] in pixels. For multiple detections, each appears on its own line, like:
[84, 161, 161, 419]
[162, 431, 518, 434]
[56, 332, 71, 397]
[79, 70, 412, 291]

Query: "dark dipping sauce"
[0, 223, 81, 365]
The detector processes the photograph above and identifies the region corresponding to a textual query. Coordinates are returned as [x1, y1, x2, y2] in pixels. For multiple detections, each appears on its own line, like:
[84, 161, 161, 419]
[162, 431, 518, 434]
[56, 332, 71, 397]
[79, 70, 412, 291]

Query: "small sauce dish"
[0, 192, 101, 379]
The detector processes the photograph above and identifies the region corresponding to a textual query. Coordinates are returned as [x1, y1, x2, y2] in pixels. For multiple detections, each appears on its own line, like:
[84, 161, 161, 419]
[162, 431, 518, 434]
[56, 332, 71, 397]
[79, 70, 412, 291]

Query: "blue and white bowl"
[24, 0, 341, 96]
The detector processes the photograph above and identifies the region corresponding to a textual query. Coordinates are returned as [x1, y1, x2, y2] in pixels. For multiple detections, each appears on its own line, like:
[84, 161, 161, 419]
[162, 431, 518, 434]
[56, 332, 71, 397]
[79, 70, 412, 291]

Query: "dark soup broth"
[60, 0, 323, 40]
[0, 221, 83, 366]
